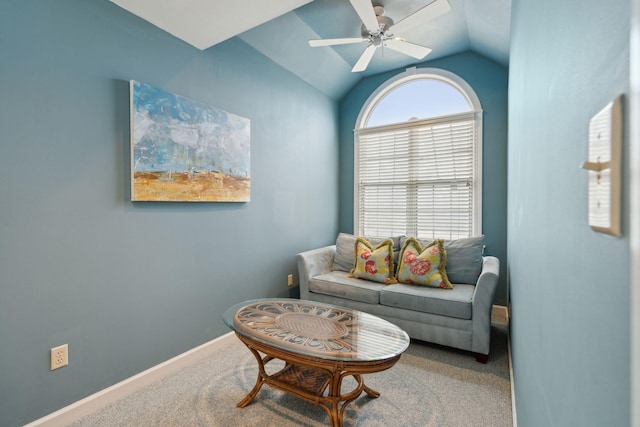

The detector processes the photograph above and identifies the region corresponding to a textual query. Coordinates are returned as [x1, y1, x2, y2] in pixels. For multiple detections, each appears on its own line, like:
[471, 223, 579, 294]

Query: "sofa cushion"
[349, 237, 397, 285]
[309, 271, 385, 304]
[396, 238, 452, 289]
[380, 283, 475, 320]
[444, 236, 485, 284]
[333, 233, 403, 272]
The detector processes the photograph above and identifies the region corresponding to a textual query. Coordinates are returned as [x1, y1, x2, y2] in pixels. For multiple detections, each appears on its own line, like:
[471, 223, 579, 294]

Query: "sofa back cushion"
[333, 233, 403, 272]
[443, 236, 485, 284]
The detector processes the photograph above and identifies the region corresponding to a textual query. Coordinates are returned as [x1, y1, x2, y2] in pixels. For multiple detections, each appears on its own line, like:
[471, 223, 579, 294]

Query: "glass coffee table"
[223, 298, 410, 427]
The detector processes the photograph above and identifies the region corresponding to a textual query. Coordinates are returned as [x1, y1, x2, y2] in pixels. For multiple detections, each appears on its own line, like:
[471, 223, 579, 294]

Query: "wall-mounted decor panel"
[582, 95, 622, 236]
[130, 80, 250, 202]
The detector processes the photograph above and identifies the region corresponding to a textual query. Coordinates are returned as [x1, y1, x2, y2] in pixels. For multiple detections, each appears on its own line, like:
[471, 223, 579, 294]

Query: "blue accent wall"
[0, 1, 338, 425]
[508, 0, 631, 425]
[4, 1, 632, 426]
[338, 51, 509, 305]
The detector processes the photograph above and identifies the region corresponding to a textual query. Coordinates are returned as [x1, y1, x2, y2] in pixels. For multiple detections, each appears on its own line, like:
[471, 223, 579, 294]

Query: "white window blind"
[356, 112, 476, 240]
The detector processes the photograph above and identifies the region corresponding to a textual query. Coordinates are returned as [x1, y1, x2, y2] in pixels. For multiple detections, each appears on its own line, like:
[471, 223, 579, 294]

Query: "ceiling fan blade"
[352, 44, 377, 72]
[389, 0, 452, 35]
[384, 38, 432, 59]
[309, 37, 368, 47]
[348, 0, 380, 33]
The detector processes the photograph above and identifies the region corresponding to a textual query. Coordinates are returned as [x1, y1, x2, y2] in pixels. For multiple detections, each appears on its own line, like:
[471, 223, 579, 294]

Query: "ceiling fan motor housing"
[361, 12, 394, 36]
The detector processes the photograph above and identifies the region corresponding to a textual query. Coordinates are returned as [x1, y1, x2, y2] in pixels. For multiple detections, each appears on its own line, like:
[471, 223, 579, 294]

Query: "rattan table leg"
[328, 371, 343, 427]
[362, 381, 380, 398]
[236, 344, 267, 408]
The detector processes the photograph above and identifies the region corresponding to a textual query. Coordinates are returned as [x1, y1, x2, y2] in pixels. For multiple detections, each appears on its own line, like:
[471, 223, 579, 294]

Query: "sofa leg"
[475, 353, 488, 364]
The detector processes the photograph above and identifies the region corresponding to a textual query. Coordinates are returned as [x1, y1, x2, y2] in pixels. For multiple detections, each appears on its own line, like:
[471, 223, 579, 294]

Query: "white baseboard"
[492, 304, 509, 325]
[25, 332, 236, 427]
[491, 303, 516, 426]
[509, 333, 517, 427]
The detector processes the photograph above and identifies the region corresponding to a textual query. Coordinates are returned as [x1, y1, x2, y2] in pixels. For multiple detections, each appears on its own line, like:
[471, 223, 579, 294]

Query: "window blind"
[356, 112, 476, 240]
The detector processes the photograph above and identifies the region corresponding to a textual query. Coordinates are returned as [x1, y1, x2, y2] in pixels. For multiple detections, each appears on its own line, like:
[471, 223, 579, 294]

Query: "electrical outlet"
[50, 344, 68, 370]
[287, 274, 293, 287]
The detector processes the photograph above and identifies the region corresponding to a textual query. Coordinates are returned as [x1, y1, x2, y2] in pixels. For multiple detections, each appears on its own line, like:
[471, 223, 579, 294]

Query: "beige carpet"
[71, 324, 512, 426]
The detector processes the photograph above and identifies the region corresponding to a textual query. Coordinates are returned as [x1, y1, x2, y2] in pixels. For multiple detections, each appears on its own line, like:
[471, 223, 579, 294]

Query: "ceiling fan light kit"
[308, 0, 451, 72]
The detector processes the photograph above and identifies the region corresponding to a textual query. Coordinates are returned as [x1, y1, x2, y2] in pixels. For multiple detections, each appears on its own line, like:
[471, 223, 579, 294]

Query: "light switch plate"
[585, 95, 622, 236]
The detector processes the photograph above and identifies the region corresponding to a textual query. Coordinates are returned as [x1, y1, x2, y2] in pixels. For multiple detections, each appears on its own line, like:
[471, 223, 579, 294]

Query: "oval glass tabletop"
[223, 298, 410, 362]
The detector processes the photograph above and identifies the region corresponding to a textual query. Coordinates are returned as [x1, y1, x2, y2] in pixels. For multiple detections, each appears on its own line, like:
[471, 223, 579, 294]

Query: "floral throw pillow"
[396, 238, 453, 289]
[349, 237, 398, 285]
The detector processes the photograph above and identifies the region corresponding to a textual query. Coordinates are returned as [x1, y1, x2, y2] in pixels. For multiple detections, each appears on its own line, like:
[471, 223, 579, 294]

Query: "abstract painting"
[130, 81, 250, 202]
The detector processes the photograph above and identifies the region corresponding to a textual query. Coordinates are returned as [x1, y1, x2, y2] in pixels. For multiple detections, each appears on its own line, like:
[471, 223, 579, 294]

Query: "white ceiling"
[110, 0, 511, 99]
[109, 0, 313, 49]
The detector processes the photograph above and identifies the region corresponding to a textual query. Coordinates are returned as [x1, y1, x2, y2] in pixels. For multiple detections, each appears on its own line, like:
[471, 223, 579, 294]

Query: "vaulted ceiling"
[110, 0, 511, 99]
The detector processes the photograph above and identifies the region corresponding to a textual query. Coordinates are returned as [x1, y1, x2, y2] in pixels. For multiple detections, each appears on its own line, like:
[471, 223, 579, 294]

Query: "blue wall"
[0, 1, 338, 425]
[339, 51, 509, 305]
[508, 0, 631, 425]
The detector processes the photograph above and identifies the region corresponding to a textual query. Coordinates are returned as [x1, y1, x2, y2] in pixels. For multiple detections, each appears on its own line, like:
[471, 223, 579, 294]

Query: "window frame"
[354, 67, 483, 238]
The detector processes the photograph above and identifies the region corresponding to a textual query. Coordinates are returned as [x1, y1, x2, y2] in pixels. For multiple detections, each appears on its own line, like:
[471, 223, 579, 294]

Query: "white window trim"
[354, 67, 483, 237]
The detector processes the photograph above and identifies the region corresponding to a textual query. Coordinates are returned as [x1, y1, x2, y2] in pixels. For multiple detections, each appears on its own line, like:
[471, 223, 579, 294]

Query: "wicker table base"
[223, 300, 409, 427]
[235, 333, 398, 427]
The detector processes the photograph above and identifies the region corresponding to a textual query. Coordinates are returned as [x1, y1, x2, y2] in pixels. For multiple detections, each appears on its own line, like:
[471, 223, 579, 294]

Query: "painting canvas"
[130, 81, 250, 202]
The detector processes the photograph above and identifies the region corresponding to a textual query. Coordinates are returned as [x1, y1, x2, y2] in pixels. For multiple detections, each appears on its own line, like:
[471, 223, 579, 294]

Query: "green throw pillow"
[399, 235, 484, 284]
[396, 238, 453, 289]
[349, 237, 398, 285]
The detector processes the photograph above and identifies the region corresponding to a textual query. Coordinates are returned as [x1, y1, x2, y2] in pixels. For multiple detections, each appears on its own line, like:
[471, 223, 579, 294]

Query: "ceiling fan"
[308, 0, 451, 72]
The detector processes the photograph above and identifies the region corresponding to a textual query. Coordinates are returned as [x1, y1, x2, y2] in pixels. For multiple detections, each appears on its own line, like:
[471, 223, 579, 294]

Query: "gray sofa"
[296, 234, 500, 362]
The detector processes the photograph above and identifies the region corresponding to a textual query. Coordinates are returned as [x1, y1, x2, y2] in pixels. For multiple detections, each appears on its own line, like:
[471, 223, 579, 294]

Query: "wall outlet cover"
[50, 344, 69, 370]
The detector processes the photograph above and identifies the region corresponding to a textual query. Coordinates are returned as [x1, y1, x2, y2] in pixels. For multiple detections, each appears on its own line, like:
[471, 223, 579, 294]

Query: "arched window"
[354, 68, 482, 240]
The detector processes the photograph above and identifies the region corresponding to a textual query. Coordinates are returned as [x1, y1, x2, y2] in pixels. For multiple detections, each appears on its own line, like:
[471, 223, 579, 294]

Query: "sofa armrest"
[471, 256, 500, 355]
[296, 245, 336, 300]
